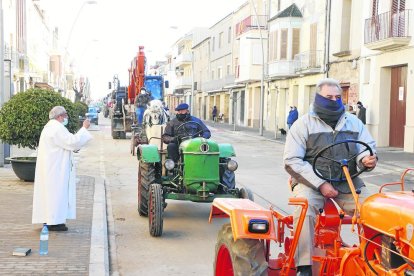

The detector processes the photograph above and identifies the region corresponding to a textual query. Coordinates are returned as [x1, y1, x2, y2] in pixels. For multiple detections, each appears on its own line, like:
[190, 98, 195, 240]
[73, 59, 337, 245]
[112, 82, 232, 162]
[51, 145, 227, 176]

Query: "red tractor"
[210, 140, 414, 275]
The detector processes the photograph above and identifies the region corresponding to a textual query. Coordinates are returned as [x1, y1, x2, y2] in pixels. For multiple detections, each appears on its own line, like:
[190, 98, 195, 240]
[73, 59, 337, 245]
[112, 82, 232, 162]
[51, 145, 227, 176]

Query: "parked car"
[86, 106, 99, 125]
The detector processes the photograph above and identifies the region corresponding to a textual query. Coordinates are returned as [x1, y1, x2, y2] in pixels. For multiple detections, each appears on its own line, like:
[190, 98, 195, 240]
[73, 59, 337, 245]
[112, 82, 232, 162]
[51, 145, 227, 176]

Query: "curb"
[88, 176, 109, 276]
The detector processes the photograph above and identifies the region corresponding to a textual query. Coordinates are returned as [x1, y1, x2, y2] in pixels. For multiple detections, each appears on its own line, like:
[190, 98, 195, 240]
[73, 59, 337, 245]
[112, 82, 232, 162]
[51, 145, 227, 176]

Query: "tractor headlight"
[248, 219, 269, 234]
[164, 159, 175, 170]
[227, 160, 238, 171]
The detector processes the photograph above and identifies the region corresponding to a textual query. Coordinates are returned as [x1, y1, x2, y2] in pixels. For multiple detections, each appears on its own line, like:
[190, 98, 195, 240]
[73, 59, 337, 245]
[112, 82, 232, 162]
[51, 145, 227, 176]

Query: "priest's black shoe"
[296, 265, 312, 276]
[47, 224, 68, 231]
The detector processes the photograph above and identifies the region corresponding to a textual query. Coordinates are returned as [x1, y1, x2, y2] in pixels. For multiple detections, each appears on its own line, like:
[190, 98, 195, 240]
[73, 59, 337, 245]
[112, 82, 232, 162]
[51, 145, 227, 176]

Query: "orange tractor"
[210, 140, 414, 275]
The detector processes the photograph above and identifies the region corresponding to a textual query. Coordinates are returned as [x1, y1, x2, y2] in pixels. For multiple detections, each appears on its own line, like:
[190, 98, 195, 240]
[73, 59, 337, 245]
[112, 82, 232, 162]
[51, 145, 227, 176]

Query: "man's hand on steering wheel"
[361, 155, 377, 168]
[319, 182, 339, 198]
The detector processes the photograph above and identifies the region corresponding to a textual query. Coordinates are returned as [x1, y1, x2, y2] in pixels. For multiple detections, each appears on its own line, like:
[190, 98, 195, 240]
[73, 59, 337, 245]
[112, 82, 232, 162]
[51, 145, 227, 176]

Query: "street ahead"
[90, 115, 413, 276]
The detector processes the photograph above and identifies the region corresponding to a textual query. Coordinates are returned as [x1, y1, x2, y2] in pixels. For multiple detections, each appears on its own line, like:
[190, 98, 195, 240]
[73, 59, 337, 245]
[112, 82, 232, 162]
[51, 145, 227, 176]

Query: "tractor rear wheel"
[214, 223, 267, 276]
[111, 130, 118, 139]
[120, 131, 126, 139]
[138, 162, 155, 216]
[239, 187, 254, 201]
[149, 184, 163, 237]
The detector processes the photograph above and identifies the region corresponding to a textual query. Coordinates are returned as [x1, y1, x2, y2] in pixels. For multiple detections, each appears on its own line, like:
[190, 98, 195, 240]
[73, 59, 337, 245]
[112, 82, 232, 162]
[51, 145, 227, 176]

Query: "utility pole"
[0, 0, 5, 167]
[251, 0, 265, 136]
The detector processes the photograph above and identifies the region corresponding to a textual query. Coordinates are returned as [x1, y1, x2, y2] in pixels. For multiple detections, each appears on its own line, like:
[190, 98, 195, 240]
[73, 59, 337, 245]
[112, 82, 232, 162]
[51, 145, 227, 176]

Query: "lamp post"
[64, 0, 97, 55]
[250, 0, 265, 136]
[0, 0, 4, 166]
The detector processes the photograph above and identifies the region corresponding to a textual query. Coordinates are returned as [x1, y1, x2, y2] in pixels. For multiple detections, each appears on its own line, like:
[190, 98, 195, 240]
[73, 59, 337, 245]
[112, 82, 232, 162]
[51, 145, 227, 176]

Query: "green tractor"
[136, 121, 252, 237]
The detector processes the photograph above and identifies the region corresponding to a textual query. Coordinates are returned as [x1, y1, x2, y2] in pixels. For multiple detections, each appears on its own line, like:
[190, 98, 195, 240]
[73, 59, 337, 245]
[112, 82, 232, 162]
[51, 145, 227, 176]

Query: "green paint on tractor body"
[180, 138, 220, 194]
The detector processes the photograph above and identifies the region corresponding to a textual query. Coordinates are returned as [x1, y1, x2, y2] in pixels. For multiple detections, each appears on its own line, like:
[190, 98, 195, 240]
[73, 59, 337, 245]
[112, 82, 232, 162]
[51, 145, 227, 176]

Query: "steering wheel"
[312, 140, 374, 182]
[175, 121, 204, 141]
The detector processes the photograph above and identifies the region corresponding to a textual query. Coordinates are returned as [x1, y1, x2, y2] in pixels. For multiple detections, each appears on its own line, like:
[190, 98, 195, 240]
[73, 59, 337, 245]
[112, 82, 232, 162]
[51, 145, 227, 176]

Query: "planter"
[5, 157, 37, 182]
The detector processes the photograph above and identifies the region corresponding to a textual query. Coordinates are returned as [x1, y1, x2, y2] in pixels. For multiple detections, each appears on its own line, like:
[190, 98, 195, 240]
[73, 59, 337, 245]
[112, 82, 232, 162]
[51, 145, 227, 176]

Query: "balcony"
[268, 60, 295, 78]
[175, 76, 192, 90]
[175, 52, 192, 67]
[203, 75, 236, 92]
[294, 50, 323, 74]
[235, 15, 268, 37]
[365, 10, 411, 50]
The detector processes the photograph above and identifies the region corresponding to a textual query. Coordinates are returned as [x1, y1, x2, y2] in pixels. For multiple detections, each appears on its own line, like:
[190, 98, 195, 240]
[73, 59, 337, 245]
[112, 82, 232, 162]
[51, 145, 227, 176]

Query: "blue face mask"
[314, 93, 344, 112]
[62, 118, 68, 126]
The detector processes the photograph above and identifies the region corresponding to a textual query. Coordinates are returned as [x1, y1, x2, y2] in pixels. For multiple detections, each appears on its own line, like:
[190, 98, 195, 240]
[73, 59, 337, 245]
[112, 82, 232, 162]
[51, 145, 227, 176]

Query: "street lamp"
[250, 0, 266, 136]
[64, 0, 97, 55]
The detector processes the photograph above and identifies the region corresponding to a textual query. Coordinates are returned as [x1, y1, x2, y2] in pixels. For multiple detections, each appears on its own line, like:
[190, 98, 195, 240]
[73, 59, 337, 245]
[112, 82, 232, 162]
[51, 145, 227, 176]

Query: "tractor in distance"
[109, 75, 133, 139]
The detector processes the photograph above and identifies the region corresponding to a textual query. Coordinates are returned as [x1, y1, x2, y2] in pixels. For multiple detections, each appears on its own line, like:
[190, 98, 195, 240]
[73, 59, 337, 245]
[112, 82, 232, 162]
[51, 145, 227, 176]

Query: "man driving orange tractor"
[283, 78, 378, 275]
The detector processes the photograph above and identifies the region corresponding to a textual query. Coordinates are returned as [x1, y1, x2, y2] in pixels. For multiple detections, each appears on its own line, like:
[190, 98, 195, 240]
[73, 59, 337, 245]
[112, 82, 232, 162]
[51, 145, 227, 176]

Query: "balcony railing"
[203, 75, 235, 92]
[235, 15, 268, 37]
[365, 10, 411, 44]
[268, 60, 295, 78]
[294, 50, 323, 73]
[175, 52, 192, 66]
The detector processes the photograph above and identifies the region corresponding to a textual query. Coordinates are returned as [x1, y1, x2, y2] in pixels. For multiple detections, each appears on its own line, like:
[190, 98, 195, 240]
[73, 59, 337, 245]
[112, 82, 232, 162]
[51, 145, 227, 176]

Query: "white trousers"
[292, 183, 370, 267]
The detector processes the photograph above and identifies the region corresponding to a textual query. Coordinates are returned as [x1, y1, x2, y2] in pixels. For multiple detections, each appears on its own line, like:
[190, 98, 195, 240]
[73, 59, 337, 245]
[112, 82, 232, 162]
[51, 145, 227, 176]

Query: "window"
[218, 67, 223, 79]
[280, 29, 288, 59]
[219, 32, 223, 48]
[372, 0, 378, 18]
[269, 30, 278, 61]
[292, 28, 300, 59]
[211, 70, 215, 80]
[228, 26, 232, 43]
[226, 64, 231, 75]
[309, 23, 317, 66]
[212, 37, 215, 51]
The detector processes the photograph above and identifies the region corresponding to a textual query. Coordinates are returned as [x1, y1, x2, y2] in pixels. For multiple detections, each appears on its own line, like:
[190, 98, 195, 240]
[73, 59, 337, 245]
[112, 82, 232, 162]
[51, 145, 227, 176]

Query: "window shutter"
[309, 24, 317, 66]
[292, 28, 300, 59]
[280, 29, 288, 59]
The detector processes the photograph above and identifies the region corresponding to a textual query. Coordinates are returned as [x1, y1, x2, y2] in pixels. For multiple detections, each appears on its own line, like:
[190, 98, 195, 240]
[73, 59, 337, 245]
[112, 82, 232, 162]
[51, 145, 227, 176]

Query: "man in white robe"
[32, 106, 92, 231]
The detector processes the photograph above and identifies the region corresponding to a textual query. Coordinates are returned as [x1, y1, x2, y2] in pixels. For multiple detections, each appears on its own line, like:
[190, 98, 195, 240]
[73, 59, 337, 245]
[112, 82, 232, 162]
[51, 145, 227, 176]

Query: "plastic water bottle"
[39, 225, 49, 256]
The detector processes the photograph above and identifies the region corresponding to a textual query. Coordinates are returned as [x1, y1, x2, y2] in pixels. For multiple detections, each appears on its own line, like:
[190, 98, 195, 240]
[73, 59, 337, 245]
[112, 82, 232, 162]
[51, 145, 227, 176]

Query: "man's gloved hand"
[163, 136, 175, 144]
[319, 182, 339, 198]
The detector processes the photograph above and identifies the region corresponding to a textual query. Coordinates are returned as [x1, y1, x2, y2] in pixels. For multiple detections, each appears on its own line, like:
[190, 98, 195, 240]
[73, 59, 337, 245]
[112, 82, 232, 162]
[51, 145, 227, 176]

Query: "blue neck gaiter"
[314, 93, 344, 111]
[313, 93, 345, 129]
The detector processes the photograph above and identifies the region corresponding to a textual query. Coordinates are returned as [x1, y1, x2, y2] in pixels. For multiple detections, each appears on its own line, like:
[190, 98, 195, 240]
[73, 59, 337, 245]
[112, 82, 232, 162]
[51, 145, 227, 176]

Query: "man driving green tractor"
[162, 103, 211, 162]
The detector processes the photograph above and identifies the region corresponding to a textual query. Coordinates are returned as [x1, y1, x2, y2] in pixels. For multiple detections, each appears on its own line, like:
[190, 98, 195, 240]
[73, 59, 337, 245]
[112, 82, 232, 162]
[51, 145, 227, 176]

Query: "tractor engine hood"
[180, 137, 219, 154]
[361, 191, 414, 244]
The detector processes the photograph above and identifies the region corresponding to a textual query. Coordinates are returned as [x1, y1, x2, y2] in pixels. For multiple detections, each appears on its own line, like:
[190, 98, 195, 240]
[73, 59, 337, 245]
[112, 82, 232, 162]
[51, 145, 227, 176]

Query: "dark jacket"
[135, 93, 151, 108]
[287, 109, 298, 124]
[162, 116, 211, 144]
[357, 106, 366, 124]
[212, 107, 217, 116]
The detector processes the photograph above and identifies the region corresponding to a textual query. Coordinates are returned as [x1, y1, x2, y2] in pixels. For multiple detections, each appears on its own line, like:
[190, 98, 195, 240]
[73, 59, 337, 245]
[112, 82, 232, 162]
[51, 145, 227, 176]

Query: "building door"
[240, 90, 245, 124]
[389, 65, 407, 148]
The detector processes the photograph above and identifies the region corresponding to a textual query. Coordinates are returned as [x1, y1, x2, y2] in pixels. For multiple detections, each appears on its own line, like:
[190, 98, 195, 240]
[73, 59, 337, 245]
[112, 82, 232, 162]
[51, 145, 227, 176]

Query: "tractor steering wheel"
[176, 121, 204, 141]
[312, 140, 374, 182]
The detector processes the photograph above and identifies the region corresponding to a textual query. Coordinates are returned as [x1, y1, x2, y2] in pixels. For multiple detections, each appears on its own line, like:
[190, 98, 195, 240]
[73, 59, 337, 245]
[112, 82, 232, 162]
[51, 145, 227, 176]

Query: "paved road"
[96, 116, 413, 276]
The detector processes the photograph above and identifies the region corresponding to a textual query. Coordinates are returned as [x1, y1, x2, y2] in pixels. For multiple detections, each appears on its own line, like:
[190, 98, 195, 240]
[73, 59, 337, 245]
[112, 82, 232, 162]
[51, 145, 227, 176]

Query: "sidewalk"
[0, 155, 108, 275]
[207, 120, 413, 171]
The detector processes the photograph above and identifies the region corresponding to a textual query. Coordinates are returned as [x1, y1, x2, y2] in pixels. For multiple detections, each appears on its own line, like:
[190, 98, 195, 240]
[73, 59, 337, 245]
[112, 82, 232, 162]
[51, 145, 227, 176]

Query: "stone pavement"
[0, 149, 108, 275]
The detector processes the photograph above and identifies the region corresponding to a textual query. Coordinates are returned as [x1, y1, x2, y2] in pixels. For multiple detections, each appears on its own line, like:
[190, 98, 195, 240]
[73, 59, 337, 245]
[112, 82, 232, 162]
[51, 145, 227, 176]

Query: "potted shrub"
[0, 88, 79, 181]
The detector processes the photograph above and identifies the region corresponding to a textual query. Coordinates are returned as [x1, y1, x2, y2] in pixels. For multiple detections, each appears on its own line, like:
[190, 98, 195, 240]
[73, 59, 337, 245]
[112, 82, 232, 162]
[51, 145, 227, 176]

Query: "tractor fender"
[138, 144, 160, 163]
[209, 198, 277, 241]
[218, 144, 236, 158]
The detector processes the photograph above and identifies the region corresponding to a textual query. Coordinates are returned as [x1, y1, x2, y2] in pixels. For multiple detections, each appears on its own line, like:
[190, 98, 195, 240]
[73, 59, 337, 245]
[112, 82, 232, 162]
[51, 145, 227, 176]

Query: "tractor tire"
[214, 223, 267, 276]
[112, 130, 119, 139]
[149, 184, 163, 237]
[221, 169, 236, 189]
[120, 131, 126, 139]
[239, 187, 254, 201]
[138, 162, 156, 216]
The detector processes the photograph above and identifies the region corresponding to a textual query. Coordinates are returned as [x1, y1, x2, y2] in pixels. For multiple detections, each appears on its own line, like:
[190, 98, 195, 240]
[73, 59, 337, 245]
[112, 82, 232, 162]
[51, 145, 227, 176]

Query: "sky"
[42, 0, 247, 99]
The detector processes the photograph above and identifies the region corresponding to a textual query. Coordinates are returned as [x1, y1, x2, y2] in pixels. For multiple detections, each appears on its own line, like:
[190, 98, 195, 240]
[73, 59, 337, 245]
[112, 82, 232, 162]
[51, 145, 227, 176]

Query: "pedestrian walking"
[357, 101, 366, 124]
[287, 106, 298, 129]
[212, 106, 218, 122]
[32, 106, 93, 231]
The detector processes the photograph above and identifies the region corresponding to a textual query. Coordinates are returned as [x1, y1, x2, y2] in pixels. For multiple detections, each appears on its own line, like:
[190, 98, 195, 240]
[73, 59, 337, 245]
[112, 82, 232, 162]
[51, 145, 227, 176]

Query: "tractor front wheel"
[214, 223, 267, 276]
[138, 162, 156, 216]
[149, 184, 163, 237]
[239, 187, 254, 201]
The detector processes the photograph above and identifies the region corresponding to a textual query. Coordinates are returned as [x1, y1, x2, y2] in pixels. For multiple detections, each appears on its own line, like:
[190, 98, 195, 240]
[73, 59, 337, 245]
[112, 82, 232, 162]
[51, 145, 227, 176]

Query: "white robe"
[32, 119, 92, 225]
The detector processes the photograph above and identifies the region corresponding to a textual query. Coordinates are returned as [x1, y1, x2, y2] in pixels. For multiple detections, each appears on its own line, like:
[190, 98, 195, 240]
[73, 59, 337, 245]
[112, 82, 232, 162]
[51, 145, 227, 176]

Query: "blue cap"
[175, 103, 189, 111]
